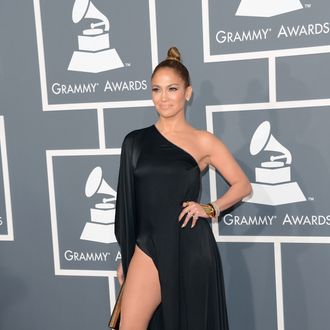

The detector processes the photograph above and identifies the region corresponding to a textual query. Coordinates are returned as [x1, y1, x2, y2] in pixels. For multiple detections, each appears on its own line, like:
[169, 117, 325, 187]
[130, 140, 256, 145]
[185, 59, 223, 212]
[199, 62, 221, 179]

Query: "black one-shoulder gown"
[115, 124, 229, 330]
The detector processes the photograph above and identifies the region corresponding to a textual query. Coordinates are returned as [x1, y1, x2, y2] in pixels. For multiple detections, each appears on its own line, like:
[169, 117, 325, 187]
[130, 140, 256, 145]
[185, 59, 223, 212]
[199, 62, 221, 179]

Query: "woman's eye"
[152, 87, 160, 92]
[169, 87, 178, 91]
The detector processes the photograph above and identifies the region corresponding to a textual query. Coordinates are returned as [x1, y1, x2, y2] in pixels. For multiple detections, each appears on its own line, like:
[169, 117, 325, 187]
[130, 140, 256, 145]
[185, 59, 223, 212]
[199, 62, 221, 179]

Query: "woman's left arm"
[205, 131, 252, 212]
[179, 131, 252, 228]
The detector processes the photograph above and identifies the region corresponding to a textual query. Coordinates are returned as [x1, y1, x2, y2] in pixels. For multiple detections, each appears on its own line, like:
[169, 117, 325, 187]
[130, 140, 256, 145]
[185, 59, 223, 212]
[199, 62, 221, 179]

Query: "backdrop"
[1, 0, 330, 329]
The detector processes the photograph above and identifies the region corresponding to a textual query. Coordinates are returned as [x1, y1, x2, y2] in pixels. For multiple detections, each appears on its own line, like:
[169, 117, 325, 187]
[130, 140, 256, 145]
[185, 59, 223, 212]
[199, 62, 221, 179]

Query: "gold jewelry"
[210, 201, 221, 218]
[201, 203, 216, 218]
[201, 202, 221, 218]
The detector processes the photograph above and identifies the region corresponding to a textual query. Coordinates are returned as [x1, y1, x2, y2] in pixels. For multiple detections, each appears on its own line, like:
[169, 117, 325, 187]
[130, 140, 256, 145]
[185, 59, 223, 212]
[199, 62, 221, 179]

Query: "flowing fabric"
[115, 125, 229, 330]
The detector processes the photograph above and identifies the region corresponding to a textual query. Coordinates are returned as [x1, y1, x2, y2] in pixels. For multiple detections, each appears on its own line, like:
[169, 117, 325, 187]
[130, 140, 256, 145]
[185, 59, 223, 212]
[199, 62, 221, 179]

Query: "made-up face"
[151, 67, 192, 119]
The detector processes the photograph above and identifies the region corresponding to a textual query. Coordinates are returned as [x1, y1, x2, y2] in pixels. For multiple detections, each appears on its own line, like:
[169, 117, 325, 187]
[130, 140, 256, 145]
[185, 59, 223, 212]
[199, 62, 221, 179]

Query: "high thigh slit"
[133, 243, 160, 279]
[120, 244, 162, 329]
[115, 125, 229, 330]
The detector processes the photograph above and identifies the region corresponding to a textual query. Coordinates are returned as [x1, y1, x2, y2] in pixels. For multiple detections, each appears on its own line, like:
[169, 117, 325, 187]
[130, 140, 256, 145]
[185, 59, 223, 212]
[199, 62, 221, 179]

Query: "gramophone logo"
[80, 166, 117, 243]
[68, 0, 124, 73]
[244, 121, 306, 206]
[236, 0, 303, 17]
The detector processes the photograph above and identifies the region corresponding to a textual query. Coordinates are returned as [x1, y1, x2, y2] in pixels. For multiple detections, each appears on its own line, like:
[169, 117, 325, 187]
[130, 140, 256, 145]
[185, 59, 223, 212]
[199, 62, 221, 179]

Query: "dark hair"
[151, 47, 191, 86]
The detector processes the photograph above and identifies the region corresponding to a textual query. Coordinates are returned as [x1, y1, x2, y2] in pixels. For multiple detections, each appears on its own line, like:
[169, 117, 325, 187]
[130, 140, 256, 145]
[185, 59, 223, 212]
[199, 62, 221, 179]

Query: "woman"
[114, 47, 252, 330]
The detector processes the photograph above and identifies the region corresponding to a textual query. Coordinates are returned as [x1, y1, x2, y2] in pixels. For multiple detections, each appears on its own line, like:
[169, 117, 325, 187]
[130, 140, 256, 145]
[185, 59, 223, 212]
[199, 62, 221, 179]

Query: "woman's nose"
[161, 91, 167, 101]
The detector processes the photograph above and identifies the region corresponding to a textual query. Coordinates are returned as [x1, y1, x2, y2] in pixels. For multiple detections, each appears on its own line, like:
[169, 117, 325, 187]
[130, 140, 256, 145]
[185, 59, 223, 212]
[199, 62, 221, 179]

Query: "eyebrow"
[151, 83, 181, 87]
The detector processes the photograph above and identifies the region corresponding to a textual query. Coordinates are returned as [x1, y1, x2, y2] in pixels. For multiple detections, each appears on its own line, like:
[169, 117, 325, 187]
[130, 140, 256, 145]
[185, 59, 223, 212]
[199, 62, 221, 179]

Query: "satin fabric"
[115, 124, 229, 330]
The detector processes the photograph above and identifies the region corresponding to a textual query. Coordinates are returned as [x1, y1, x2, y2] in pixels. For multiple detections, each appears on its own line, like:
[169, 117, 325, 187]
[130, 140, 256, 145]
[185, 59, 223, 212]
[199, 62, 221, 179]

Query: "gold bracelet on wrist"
[201, 202, 221, 218]
[201, 203, 216, 218]
[210, 201, 220, 218]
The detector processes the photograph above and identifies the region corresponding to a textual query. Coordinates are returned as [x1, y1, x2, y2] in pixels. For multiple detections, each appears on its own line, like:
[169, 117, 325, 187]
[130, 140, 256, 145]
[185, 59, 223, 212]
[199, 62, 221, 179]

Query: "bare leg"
[120, 245, 161, 330]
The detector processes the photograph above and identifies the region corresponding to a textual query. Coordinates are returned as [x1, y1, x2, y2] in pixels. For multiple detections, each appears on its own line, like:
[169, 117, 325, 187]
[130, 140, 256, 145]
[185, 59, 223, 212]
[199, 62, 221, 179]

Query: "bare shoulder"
[191, 128, 227, 151]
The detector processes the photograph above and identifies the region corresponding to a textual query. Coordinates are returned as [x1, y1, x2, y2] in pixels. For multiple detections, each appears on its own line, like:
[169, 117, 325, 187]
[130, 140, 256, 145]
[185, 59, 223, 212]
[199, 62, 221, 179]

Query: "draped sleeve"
[114, 130, 140, 277]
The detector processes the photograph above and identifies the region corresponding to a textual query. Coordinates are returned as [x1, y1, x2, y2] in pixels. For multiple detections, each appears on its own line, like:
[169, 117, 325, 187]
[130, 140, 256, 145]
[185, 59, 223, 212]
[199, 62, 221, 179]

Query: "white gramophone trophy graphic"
[236, 0, 303, 17]
[244, 121, 306, 206]
[68, 0, 124, 73]
[80, 166, 117, 243]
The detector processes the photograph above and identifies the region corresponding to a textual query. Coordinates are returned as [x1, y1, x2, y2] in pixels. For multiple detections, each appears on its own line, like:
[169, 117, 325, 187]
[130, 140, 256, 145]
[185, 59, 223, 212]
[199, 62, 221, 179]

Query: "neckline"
[152, 124, 202, 173]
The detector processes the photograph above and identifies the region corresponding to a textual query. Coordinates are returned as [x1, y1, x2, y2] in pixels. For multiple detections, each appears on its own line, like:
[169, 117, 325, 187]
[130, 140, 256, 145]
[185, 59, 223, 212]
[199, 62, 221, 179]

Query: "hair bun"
[166, 47, 181, 62]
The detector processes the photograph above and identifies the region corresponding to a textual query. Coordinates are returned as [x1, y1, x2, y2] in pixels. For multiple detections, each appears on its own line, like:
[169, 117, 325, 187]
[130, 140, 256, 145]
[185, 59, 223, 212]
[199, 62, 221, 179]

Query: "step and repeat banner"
[1, 0, 330, 329]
